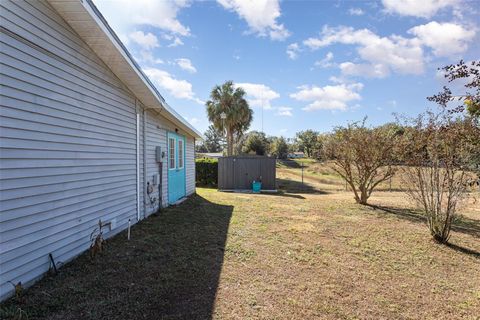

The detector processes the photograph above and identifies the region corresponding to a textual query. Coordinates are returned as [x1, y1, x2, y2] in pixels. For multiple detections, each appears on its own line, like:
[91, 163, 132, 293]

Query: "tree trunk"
[227, 129, 233, 156]
[358, 188, 369, 205]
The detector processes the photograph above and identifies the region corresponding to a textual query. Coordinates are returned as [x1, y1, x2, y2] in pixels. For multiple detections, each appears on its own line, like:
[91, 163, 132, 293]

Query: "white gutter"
[143, 109, 148, 218]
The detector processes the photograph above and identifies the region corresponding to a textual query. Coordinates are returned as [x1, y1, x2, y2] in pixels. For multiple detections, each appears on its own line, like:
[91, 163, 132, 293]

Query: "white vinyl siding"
[0, 0, 138, 300]
[145, 110, 196, 211]
[185, 135, 196, 196]
[0, 0, 196, 301]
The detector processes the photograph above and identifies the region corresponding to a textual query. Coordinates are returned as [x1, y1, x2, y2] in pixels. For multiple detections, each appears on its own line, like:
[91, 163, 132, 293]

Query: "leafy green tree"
[242, 131, 269, 155]
[295, 130, 319, 158]
[206, 81, 253, 156]
[270, 136, 289, 159]
[428, 60, 479, 120]
[324, 120, 399, 205]
[286, 138, 298, 154]
[203, 125, 224, 153]
[311, 134, 327, 160]
[195, 141, 208, 153]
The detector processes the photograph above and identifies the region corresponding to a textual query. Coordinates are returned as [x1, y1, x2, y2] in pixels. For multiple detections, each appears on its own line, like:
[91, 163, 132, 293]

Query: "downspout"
[136, 110, 140, 222]
[143, 109, 147, 218]
[163, 128, 169, 208]
[157, 115, 163, 212]
[158, 160, 162, 211]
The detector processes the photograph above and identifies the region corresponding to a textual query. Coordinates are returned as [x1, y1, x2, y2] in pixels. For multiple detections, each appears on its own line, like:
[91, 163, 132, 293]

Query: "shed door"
[167, 132, 186, 204]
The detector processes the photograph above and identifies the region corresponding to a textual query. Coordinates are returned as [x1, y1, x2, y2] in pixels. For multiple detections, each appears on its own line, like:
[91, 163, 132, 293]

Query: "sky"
[93, 0, 480, 138]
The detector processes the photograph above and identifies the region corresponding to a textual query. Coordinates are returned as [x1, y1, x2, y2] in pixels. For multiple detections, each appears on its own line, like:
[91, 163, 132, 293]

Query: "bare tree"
[324, 120, 399, 205]
[400, 112, 478, 243]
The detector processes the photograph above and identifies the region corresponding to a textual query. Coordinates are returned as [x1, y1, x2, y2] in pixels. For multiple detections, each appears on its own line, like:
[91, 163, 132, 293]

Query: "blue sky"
[93, 0, 479, 138]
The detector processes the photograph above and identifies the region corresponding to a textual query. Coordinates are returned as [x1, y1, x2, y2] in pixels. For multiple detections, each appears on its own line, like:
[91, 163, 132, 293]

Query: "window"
[178, 139, 184, 169]
[169, 137, 175, 169]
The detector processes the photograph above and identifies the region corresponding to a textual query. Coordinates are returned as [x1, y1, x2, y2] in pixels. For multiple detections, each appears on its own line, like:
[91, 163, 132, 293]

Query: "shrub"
[270, 136, 289, 159]
[196, 158, 218, 187]
[323, 120, 400, 205]
[399, 112, 477, 243]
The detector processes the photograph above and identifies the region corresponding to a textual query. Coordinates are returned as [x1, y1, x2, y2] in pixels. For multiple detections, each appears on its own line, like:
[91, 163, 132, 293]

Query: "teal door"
[167, 132, 186, 204]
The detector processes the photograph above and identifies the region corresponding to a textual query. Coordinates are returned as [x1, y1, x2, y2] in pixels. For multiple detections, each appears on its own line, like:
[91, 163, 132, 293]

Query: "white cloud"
[175, 58, 197, 73]
[144, 68, 203, 104]
[304, 22, 477, 78]
[217, 0, 290, 40]
[168, 37, 184, 47]
[286, 43, 300, 60]
[235, 83, 280, 109]
[314, 52, 335, 68]
[387, 100, 397, 107]
[408, 21, 476, 57]
[304, 25, 425, 77]
[328, 75, 346, 84]
[138, 50, 164, 64]
[382, 0, 458, 18]
[348, 8, 365, 16]
[276, 107, 293, 117]
[94, 0, 191, 37]
[188, 117, 200, 125]
[290, 82, 363, 111]
[269, 24, 291, 41]
[129, 31, 159, 50]
[339, 62, 390, 78]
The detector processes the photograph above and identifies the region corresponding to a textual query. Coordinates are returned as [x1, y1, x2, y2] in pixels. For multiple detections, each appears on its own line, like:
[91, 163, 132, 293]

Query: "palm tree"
[206, 81, 253, 156]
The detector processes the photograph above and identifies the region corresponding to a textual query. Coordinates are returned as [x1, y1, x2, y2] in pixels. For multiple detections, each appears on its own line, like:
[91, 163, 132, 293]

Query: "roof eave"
[47, 0, 202, 139]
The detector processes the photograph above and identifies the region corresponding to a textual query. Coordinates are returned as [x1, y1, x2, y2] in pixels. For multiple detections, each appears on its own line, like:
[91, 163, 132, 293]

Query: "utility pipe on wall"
[136, 111, 140, 222]
[143, 109, 147, 218]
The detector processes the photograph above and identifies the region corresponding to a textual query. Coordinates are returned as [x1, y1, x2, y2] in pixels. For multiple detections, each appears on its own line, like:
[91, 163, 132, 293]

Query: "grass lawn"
[2, 165, 479, 319]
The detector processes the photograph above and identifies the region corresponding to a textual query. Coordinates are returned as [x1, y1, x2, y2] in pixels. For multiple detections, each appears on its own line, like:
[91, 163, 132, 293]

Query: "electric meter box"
[155, 146, 162, 162]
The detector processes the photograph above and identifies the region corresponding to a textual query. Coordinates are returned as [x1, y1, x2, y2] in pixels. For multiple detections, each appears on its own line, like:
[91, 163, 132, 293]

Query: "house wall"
[0, 0, 195, 301]
[143, 108, 195, 215]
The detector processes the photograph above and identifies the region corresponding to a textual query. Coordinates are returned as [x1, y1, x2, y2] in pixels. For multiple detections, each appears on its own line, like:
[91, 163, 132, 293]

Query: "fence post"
[301, 161, 304, 190]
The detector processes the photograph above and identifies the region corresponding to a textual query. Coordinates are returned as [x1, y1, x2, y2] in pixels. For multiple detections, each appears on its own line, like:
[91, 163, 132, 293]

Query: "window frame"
[178, 139, 184, 169]
[168, 137, 176, 170]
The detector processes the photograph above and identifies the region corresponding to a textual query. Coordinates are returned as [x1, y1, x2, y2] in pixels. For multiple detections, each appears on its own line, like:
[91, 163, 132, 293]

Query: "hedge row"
[196, 158, 218, 186]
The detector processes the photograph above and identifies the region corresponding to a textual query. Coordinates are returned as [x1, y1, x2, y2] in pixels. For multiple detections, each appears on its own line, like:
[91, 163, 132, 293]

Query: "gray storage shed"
[218, 156, 276, 191]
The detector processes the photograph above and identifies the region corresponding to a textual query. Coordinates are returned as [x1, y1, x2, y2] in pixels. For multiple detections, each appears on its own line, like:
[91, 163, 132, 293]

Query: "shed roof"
[47, 0, 202, 138]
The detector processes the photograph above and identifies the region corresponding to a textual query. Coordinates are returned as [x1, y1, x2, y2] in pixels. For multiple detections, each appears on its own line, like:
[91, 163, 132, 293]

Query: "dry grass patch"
[1, 178, 479, 319]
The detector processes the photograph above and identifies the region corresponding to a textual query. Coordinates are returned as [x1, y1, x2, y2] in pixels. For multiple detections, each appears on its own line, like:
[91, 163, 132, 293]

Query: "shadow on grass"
[277, 178, 329, 195]
[445, 242, 480, 259]
[277, 159, 302, 169]
[367, 204, 480, 258]
[367, 204, 480, 238]
[0, 195, 233, 320]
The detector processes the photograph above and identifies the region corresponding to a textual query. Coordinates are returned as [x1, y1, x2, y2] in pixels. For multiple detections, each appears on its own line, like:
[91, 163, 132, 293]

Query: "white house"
[0, 0, 201, 300]
[287, 152, 305, 159]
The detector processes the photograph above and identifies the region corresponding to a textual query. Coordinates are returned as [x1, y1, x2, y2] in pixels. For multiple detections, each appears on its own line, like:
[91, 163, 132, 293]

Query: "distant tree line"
[197, 60, 479, 245]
